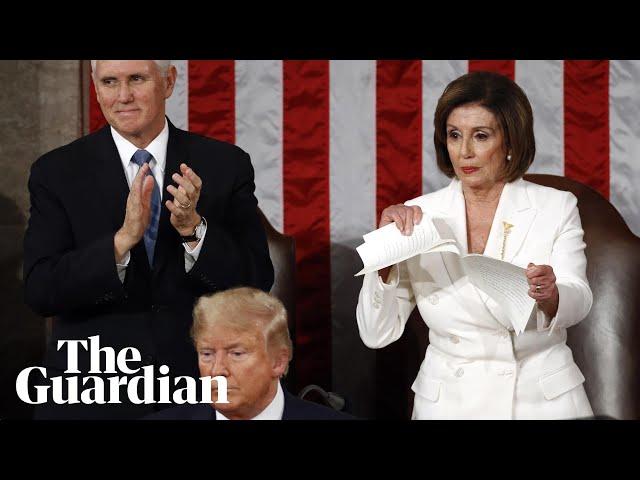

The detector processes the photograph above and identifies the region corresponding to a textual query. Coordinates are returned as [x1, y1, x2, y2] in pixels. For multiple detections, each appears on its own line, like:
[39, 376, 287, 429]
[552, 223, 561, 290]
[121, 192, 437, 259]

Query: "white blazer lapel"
[477, 179, 534, 262]
[432, 179, 538, 331]
[420, 179, 470, 291]
[430, 179, 468, 253]
[496, 179, 537, 265]
[427, 180, 506, 328]
[429, 178, 537, 263]
[473, 179, 538, 330]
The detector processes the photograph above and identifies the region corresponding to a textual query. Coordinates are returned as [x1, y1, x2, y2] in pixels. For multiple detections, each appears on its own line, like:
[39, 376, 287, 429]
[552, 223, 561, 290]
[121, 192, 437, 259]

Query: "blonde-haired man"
[147, 287, 352, 420]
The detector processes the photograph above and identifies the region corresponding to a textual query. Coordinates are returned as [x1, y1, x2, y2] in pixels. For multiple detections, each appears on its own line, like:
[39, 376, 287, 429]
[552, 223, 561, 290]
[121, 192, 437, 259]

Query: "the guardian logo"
[15, 336, 227, 405]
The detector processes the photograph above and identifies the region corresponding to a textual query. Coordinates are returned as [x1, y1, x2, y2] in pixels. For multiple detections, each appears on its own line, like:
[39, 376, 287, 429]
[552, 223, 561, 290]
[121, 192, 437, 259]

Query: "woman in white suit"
[356, 71, 593, 420]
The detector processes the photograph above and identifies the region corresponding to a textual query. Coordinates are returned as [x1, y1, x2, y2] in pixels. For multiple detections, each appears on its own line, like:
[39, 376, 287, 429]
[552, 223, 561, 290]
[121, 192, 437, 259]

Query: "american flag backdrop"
[89, 60, 640, 394]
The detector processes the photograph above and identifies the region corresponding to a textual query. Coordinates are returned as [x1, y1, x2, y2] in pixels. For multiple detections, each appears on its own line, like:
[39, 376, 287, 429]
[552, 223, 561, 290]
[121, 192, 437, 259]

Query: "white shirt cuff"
[377, 264, 400, 290]
[183, 223, 207, 272]
[116, 251, 130, 283]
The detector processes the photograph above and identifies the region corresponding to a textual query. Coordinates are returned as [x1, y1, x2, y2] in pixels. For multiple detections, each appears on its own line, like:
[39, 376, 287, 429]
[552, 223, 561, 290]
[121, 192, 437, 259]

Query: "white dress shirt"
[111, 119, 207, 281]
[215, 381, 285, 420]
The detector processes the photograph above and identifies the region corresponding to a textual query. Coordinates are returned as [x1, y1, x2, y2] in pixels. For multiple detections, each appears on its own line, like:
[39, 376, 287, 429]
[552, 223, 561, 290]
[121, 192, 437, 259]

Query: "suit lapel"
[152, 121, 188, 275]
[95, 119, 193, 275]
[432, 178, 537, 263]
[478, 180, 537, 328]
[91, 126, 151, 276]
[200, 403, 216, 420]
[484, 178, 537, 264]
[429, 179, 537, 330]
[432, 179, 468, 254]
[282, 389, 293, 420]
[91, 126, 130, 231]
[426, 180, 495, 322]
[427, 180, 472, 289]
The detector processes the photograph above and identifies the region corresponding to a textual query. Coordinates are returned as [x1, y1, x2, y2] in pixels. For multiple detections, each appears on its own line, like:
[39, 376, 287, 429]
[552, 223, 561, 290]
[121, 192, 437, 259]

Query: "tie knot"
[131, 149, 154, 167]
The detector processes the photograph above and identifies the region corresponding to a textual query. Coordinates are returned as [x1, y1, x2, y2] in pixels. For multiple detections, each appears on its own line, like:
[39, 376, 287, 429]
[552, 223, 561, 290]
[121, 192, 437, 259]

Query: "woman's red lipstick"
[461, 167, 479, 174]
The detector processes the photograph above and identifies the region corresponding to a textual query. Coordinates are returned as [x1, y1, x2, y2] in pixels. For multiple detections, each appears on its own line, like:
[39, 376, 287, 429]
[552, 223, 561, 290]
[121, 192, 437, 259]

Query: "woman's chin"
[459, 176, 488, 189]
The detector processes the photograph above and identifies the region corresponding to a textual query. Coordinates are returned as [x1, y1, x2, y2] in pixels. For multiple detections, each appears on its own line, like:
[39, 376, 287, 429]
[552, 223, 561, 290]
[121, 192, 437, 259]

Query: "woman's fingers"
[380, 205, 423, 235]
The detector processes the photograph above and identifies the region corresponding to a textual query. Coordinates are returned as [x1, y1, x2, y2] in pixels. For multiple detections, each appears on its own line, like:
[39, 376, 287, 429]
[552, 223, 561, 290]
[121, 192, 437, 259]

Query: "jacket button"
[455, 368, 464, 378]
[428, 294, 439, 305]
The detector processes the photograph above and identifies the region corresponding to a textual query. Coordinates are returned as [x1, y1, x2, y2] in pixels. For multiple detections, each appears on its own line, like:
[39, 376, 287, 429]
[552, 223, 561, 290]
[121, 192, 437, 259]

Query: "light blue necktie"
[131, 149, 161, 266]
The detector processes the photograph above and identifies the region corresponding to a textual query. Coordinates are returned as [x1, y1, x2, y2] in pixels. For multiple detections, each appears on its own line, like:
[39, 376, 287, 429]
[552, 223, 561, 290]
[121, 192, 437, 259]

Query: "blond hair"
[191, 287, 293, 374]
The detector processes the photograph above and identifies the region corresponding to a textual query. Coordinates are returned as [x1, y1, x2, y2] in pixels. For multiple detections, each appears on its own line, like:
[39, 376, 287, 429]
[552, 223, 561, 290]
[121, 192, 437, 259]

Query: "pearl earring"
[506, 154, 512, 162]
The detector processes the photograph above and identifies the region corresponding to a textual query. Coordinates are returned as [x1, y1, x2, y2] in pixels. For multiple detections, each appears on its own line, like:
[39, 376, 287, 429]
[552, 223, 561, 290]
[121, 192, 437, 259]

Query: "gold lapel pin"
[501, 221, 514, 260]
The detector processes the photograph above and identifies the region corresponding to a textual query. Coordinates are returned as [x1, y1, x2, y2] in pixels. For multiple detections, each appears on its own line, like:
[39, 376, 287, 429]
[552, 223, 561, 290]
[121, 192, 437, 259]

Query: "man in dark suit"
[23, 60, 274, 419]
[146, 287, 353, 420]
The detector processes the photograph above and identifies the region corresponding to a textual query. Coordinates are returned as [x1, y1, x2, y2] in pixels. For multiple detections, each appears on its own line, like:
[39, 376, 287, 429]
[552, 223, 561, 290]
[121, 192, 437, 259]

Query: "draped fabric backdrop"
[89, 60, 640, 397]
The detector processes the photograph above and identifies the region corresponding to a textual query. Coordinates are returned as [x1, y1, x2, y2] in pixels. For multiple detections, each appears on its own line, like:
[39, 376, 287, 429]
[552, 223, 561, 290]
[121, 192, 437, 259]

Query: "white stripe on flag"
[235, 60, 284, 232]
[422, 60, 468, 194]
[516, 60, 564, 176]
[330, 60, 376, 253]
[166, 60, 189, 131]
[610, 60, 640, 236]
[329, 60, 377, 403]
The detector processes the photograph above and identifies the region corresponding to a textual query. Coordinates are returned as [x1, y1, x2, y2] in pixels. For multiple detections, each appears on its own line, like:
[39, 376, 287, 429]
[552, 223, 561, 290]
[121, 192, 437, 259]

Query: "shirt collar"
[110, 118, 168, 175]
[215, 381, 285, 421]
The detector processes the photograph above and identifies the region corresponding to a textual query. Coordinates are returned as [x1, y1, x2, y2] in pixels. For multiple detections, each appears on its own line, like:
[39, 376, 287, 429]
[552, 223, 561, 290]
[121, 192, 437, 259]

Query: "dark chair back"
[257, 208, 297, 389]
[525, 174, 640, 419]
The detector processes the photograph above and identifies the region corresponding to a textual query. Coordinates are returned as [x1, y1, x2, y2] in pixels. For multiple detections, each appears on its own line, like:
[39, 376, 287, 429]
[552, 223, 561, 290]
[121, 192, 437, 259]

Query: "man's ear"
[164, 65, 178, 99]
[271, 348, 290, 378]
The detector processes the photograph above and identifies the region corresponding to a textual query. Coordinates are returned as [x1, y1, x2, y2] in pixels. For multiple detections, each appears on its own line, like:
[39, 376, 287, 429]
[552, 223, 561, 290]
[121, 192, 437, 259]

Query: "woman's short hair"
[191, 287, 293, 373]
[433, 71, 536, 182]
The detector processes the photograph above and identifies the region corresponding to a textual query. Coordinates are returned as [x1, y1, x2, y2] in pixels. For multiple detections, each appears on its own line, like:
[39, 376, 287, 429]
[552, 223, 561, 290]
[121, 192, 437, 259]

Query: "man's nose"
[210, 354, 229, 377]
[117, 83, 134, 103]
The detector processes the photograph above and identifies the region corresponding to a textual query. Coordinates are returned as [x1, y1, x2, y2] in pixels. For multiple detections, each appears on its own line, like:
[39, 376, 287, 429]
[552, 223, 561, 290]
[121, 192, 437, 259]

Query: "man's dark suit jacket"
[144, 388, 355, 420]
[23, 119, 274, 419]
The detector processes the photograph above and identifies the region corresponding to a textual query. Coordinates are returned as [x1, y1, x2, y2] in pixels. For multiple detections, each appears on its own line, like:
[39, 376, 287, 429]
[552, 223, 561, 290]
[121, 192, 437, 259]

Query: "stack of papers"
[354, 218, 536, 335]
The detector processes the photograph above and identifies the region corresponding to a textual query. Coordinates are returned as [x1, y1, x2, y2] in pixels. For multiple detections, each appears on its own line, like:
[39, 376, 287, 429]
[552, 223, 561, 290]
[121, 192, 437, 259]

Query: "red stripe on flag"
[89, 79, 108, 133]
[564, 60, 610, 199]
[188, 61, 235, 143]
[469, 60, 515, 80]
[376, 60, 423, 223]
[283, 60, 331, 391]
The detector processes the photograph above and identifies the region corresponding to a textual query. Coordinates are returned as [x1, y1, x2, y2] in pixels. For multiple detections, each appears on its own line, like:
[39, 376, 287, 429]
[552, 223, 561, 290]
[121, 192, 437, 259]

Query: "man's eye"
[131, 75, 145, 82]
[231, 351, 246, 357]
